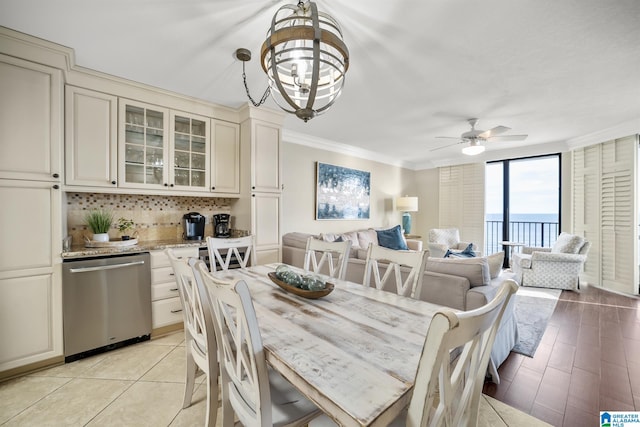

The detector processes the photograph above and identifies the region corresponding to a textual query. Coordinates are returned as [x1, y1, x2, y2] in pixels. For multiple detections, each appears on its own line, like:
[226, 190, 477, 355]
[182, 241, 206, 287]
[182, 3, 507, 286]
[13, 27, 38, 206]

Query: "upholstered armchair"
[427, 228, 476, 258]
[512, 232, 590, 290]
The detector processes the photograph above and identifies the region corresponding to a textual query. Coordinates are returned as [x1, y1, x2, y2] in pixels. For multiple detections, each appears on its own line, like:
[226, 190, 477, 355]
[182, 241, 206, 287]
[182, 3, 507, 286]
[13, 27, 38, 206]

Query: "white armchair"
[512, 232, 590, 290]
[428, 228, 476, 258]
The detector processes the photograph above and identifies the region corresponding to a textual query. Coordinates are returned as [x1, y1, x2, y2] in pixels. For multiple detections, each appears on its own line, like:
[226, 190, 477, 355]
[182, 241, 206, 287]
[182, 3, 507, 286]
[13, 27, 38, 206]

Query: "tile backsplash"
[66, 193, 233, 244]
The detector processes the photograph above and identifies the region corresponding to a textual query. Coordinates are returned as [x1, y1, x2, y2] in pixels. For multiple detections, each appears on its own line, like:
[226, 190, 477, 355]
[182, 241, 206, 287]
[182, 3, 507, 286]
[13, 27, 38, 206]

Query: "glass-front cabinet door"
[170, 111, 210, 192]
[118, 99, 169, 189]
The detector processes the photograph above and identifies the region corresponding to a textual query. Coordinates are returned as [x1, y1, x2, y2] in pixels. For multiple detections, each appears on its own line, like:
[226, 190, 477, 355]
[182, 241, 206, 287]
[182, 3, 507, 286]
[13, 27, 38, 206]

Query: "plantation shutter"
[573, 135, 638, 295]
[572, 145, 601, 285]
[600, 136, 637, 294]
[439, 163, 485, 252]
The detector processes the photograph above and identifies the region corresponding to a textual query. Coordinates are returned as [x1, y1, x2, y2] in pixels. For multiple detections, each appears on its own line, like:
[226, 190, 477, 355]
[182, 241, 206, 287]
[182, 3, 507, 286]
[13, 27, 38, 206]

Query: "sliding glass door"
[485, 154, 561, 257]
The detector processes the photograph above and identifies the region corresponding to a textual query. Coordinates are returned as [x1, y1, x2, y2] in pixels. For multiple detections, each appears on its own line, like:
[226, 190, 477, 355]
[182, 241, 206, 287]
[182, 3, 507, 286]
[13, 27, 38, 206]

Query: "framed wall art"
[316, 162, 370, 220]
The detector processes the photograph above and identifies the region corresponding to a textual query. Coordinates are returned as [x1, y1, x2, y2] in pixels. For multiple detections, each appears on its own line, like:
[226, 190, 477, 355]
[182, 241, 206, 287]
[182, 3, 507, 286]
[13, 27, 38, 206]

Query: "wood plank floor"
[483, 283, 640, 427]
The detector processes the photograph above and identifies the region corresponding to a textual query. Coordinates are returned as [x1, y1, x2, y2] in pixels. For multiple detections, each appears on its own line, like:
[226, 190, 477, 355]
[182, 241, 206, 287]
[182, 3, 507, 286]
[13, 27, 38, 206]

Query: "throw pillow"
[357, 228, 378, 249]
[341, 230, 360, 245]
[486, 251, 504, 279]
[552, 232, 585, 254]
[376, 225, 408, 250]
[445, 243, 476, 258]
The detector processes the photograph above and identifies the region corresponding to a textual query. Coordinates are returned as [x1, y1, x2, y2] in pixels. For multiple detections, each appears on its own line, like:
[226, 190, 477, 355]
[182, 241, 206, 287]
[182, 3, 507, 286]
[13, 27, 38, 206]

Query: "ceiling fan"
[432, 118, 528, 155]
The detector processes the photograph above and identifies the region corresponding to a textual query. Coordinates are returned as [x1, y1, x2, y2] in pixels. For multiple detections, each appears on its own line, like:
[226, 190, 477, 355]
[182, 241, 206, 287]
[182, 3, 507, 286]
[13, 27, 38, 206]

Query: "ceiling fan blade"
[430, 141, 462, 152]
[435, 136, 463, 140]
[478, 126, 511, 139]
[487, 134, 528, 142]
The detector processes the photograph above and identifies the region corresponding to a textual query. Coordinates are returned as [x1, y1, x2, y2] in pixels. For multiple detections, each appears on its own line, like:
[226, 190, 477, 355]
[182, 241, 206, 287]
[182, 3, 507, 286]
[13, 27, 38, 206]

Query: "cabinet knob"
[252, 186, 256, 190]
[164, 183, 168, 187]
[252, 194, 255, 197]
[53, 184, 59, 189]
[52, 173, 59, 178]
[111, 180, 117, 185]
[211, 186, 215, 190]
[170, 183, 174, 187]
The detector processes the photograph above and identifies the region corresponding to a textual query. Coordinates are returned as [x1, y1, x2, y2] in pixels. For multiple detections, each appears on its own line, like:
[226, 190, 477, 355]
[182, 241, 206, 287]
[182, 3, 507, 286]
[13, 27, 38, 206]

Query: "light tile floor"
[0, 331, 550, 426]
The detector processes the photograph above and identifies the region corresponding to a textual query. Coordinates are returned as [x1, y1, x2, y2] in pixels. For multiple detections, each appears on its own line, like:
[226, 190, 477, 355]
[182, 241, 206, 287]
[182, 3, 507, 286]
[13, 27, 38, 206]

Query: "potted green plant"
[84, 209, 114, 242]
[116, 217, 135, 241]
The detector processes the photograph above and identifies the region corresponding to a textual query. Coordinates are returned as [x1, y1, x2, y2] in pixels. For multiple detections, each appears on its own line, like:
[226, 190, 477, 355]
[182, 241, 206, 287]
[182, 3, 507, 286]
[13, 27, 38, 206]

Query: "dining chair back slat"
[206, 235, 255, 271]
[363, 244, 427, 298]
[165, 250, 218, 427]
[303, 237, 352, 280]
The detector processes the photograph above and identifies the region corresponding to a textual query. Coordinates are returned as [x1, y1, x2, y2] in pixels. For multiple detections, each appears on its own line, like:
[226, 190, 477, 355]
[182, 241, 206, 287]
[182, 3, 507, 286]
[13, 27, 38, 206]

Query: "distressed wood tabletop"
[208, 264, 445, 426]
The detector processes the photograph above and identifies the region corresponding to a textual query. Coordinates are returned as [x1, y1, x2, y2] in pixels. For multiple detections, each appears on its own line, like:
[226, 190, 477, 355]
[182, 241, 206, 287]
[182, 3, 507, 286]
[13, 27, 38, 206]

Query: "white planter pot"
[93, 233, 109, 242]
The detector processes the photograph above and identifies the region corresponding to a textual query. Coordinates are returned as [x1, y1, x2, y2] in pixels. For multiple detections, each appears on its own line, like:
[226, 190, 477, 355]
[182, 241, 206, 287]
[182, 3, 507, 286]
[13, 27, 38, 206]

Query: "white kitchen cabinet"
[0, 54, 62, 182]
[211, 119, 240, 194]
[118, 99, 170, 190]
[239, 107, 284, 264]
[251, 120, 281, 193]
[0, 180, 63, 375]
[65, 86, 118, 188]
[252, 190, 282, 264]
[170, 111, 210, 192]
[149, 247, 198, 330]
[118, 99, 211, 193]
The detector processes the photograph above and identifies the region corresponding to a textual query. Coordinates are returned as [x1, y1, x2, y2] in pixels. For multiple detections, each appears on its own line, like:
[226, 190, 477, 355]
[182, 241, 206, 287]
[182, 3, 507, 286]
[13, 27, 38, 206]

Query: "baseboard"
[0, 356, 65, 383]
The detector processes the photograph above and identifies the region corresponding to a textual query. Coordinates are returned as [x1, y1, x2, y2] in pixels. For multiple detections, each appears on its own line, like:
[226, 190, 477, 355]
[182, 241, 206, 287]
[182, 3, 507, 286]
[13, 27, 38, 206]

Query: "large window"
[485, 154, 561, 255]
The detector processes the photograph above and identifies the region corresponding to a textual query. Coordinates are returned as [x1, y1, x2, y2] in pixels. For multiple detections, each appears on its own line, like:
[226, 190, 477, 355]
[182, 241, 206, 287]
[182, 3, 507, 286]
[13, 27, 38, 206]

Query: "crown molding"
[281, 130, 425, 170]
[565, 118, 640, 149]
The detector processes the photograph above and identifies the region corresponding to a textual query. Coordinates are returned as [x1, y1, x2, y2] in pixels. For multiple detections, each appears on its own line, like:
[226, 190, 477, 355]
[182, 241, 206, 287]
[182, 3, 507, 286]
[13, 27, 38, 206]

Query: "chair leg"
[183, 351, 197, 409]
[205, 372, 218, 427]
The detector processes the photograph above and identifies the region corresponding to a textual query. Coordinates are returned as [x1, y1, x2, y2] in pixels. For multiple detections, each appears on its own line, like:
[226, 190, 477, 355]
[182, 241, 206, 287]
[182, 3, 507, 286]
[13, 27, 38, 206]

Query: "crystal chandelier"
[237, 1, 349, 122]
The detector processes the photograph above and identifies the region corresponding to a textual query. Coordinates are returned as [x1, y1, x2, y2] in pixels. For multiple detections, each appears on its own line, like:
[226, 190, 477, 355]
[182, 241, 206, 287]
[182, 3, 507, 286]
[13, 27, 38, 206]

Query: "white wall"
[281, 142, 416, 236]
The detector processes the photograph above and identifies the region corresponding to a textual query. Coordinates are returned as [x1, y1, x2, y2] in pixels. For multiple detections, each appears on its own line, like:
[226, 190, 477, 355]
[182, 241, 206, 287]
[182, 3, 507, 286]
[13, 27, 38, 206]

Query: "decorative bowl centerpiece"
[268, 266, 334, 299]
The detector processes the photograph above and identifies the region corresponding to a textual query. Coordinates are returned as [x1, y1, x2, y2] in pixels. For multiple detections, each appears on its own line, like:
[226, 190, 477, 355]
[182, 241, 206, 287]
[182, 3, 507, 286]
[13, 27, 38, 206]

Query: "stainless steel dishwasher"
[62, 252, 151, 362]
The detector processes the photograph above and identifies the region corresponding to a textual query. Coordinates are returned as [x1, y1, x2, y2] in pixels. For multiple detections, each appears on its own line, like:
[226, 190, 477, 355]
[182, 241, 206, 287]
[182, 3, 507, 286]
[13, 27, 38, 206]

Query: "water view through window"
[485, 155, 560, 255]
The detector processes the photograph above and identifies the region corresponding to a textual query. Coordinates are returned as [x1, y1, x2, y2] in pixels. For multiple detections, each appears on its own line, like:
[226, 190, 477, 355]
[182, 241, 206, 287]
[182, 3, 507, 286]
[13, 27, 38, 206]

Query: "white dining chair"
[195, 261, 322, 427]
[362, 243, 427, 298]
[391, 279, 518, 427]
[165, 249, 218, 427]
[206, 235, 255, 271]
[303, 237, 352, 280]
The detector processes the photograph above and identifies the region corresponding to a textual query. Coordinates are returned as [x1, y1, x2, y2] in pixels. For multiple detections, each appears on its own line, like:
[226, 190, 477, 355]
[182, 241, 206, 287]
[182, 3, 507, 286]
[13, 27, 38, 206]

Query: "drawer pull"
[170, 309, 183, 314]
[169, 273, 175, 276]
[170, 288, 179, 292]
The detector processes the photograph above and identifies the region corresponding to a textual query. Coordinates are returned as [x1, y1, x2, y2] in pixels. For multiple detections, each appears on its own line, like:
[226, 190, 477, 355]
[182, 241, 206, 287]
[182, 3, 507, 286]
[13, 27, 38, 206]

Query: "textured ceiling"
[2, 0, 639, 169]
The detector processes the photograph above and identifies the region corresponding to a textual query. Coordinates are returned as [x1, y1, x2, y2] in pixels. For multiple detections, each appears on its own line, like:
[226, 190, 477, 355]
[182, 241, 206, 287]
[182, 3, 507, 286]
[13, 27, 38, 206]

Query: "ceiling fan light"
[462, 142, 486, 156]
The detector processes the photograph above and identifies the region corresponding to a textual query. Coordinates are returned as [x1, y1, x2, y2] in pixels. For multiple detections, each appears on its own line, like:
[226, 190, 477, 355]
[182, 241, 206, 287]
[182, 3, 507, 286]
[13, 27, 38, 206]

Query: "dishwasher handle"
[69, 260, 146, 273]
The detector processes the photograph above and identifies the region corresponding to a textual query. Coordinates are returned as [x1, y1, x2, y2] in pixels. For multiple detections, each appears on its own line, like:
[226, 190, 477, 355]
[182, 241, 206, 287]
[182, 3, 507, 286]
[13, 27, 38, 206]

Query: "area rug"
[512, 287, 561, 357]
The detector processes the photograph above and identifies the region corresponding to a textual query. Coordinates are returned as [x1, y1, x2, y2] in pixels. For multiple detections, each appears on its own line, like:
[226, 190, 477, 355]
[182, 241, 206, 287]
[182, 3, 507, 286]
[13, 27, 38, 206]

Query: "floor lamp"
[396, 196, 418, 235]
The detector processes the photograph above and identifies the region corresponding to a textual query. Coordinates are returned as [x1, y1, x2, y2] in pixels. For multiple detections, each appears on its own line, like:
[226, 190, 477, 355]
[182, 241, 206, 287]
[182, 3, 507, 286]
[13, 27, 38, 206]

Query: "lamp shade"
[396, 196, 418, 212]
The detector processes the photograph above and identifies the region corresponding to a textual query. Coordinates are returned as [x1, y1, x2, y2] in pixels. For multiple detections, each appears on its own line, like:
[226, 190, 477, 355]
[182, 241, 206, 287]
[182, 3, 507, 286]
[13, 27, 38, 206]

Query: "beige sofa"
[282, 230, 519, 380]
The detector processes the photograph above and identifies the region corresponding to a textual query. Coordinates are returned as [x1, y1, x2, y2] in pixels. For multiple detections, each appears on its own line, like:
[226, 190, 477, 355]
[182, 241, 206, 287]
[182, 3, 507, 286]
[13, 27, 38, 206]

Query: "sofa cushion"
[376, 225, 408, 250]
[487, 251, 504, 279]
[282, 232, 317, 250]
[552, 232, 585, 254]
[357, 228, 378, 249]
[426, 256, 491, 287]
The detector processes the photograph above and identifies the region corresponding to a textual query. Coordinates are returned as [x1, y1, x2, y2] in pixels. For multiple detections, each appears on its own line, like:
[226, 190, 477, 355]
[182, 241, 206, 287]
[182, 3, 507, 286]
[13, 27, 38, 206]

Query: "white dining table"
[207, 264, 446, 427]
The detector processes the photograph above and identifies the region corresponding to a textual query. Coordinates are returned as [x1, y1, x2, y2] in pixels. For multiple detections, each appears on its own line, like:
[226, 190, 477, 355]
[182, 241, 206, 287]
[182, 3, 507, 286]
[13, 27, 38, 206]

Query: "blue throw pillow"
[376, 225, 408, 250]
[445, 243, 476, 258]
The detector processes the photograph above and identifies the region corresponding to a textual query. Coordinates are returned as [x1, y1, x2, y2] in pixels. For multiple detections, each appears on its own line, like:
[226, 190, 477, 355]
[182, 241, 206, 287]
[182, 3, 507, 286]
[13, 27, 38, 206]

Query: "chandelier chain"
[242, 61, 270, 107]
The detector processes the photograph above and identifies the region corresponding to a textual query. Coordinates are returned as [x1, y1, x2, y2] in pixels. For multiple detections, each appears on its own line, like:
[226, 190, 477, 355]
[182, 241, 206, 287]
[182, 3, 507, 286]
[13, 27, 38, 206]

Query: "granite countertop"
[62, 238, 208, 259]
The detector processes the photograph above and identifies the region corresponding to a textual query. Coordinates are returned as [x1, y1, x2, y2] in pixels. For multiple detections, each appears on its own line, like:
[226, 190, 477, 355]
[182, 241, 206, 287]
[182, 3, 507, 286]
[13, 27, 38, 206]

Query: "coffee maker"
[213, 214, 230, 238]
[182, 212, 205, 240]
